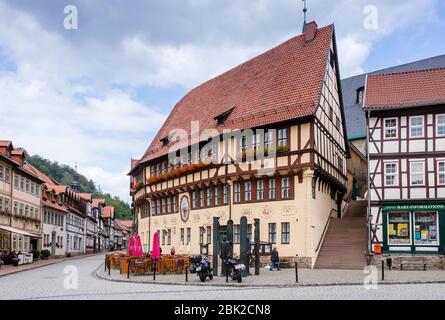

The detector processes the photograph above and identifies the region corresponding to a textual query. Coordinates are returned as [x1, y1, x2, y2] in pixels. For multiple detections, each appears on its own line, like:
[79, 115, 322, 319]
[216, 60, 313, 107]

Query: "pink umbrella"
[128, 236, 135, 256]
[152, 232, 161, 259]
[135, 235, 143, 257]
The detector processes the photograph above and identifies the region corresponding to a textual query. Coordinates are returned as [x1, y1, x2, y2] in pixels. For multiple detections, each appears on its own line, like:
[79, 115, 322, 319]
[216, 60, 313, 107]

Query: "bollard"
[185, 266, 188, 282]
[153, 260, 157, 281]
[127, 260, 130, 279]
[108, 258, 111, 276]
[239, 270, 242, 283]
[295, 262, 299, 283]
[226, 261, 229, 283]
[104, 256, 107, 272]
[381, 260, 385, 281]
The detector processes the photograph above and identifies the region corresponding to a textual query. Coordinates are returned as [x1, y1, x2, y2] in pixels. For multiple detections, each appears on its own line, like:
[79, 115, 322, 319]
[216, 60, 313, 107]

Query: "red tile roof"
[136, 23, 333, 167]
[0, 140, 12, 147]
[365, 67, 445, 110]
[92, 198, 105, 208]
[102, 206, 115, 219]
[78, 193, 92, 202]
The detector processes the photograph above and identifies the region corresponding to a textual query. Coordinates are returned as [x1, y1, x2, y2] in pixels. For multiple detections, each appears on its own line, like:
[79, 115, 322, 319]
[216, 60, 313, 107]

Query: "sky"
[0, 0, 444, 203]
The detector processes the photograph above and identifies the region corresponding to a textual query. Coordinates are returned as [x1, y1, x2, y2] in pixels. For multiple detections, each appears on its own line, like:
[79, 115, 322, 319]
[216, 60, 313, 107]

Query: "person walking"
[270, 247, 280, 271]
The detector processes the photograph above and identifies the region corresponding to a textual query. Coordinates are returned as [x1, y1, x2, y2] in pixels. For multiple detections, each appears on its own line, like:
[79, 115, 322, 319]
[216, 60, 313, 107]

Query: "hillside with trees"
[26, 154, 132, 220]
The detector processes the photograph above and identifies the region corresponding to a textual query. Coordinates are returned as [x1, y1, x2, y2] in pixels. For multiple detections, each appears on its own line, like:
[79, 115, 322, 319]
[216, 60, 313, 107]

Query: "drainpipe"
[363, 74, 372, 257]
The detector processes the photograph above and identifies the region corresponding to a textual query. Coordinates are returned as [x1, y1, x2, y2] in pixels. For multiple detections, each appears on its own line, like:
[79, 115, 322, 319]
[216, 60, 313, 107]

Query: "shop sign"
[383, 204, 445, 211]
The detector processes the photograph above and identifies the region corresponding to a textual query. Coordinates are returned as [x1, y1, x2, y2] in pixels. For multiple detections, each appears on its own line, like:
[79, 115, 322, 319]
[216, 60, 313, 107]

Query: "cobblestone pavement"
[1, 254, 445, 300]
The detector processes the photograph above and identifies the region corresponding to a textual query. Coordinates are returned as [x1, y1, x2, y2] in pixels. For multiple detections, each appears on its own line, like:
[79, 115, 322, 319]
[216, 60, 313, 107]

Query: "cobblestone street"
[1, 255, 445, 300]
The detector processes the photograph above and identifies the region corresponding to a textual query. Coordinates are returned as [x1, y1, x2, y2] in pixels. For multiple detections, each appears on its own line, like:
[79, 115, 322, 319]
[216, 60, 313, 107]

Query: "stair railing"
[315, 209, 337, 253]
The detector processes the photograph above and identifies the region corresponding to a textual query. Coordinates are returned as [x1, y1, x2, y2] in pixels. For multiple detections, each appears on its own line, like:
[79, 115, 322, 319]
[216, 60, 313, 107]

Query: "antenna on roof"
[302, 0, 308, 31]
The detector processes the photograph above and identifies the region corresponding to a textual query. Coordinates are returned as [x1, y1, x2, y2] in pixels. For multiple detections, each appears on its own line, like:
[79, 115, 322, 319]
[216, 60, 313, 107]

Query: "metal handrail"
[315, 209, 337, 253]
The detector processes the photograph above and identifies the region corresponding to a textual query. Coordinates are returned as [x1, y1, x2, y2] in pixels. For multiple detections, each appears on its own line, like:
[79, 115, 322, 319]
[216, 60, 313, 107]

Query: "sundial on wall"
[180, 196, 190, 222]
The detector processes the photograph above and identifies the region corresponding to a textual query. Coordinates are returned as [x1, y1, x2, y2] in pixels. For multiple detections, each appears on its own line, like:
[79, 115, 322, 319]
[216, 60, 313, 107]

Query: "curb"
[0, 253, 103, 278]
[95, 268, 445, 288]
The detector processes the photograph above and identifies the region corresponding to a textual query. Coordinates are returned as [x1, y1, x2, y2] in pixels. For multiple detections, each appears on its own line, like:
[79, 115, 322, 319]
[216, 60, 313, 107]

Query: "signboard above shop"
[383, 204, 445, 211]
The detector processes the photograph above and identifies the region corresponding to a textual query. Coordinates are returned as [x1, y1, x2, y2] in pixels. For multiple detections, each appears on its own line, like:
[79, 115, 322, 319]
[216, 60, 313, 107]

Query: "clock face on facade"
[180, 196, 190, 222]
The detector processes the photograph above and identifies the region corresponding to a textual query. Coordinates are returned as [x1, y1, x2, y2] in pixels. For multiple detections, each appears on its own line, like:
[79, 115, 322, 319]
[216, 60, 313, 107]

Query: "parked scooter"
[189, 255, 213, 282]
[226, 258, 245, 283]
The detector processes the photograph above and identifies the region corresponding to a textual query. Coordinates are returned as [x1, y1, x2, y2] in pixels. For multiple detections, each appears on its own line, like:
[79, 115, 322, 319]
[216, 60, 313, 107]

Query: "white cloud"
[81, 166, 131, 201]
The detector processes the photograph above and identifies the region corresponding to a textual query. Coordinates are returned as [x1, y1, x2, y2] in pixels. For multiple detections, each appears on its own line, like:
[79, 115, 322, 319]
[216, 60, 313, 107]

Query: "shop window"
[384, 118, 398, 139]
[410, 116, 424, 138]
[281, 223, 290, 244]
[436, 114, 445, 136]
[414, 212, 439, 246]
[384, 162, 399, 186]
[410, 161, 425, 186]
[268, 223, 276, 244]
[388, 212, 411, 245]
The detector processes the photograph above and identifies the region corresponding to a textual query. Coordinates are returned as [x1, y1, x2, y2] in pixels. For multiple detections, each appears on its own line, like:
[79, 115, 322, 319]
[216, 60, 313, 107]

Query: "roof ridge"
[369, 66, 445, 78]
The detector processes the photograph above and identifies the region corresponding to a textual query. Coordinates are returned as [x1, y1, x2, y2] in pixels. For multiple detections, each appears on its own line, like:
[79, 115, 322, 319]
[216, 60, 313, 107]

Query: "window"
[268, 223, 276, 244]
[200, 190, 205, 208]
[234, 183, 241, 203]
[252, 133, 261, 150]
[414, 212, 439, 246]
[20, 177, 25, 190]
[244, 182, 252, 201]
[410, 116, 424, 138]
[384, 162, 399, 186]
[356, 87, 365, 105]
[329, 106, 333, 120]
[0, 165, 3, 181]
[388, 212, 411, 245]
[5, 168, 10, 183]
[281, 223, 290, 244]
[239, 136, 248, 155]
[207, 226, 212, 244]
[338, 155, 344, 172]
[438, 161, 445, 185]
[186, 228, 191, 245]
[200, 227, 205, 244]
[192, 191, 198, 209]
[247, 224, 253, 242]
[173, 196, 177, 212]
[167, 196, 172, 213]
[215, 188, 220, 206]
[156, 199, 161, 215]
[281, 177, 291, 199]
[257, 180, 264, 200]
[384, 118, 398, 139]
[336, 116, 341, 130]
[269, 179, 276, 200]
[410, 161, 425, 186]
[180, 228, 185, 245]
[161, 198, 166, 214]
[223, 185, 229, 204]
[207, 188, 213, 207]
[162, 230, 166, 245]
[14, 175, 19, 189]
[233, 225, 240, 244]
[278, 129, 288, 147]
[437, 114, 445, 136]
[265, 131, 274, 149]
[167, 229, 172, 246]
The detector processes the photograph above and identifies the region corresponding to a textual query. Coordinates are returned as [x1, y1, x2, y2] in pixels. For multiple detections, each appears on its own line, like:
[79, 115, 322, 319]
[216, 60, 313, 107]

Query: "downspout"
[363, 74, 372, 258]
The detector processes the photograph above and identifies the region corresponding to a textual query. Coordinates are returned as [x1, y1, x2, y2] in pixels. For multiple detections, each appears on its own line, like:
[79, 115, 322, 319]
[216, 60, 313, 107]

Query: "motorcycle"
[189, 255, 213, 282]
[226, 258, 245, 283]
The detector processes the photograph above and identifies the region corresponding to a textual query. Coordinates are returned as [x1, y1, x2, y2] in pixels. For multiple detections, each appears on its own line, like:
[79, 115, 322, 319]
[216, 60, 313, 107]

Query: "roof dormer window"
[214, 107, 235, 126]
[161, 136, 169, 147]
[356, 86, 365, 105]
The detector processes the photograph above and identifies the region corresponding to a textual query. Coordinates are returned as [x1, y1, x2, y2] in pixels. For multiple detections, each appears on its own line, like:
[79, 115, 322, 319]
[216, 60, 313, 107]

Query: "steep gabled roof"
[135, 23, 334, 167]
[92, 198, 105, 208]
[102, 206, 115, 219]
[365, 67, 445, 111]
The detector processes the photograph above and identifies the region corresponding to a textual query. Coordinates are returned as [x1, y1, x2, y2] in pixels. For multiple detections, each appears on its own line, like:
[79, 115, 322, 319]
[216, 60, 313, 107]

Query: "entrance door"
[51, 232, 56, 257]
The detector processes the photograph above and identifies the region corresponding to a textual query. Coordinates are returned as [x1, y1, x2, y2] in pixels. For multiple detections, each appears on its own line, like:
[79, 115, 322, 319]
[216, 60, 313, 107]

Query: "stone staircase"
[314, 200, 368, 270]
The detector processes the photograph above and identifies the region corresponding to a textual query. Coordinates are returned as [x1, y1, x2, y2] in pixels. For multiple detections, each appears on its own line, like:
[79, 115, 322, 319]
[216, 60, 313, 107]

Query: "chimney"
[303, 21, 318, 43]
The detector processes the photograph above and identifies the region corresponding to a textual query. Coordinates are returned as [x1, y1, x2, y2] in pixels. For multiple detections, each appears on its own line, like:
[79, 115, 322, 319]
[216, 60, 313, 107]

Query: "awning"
[0, 225, 42, 238]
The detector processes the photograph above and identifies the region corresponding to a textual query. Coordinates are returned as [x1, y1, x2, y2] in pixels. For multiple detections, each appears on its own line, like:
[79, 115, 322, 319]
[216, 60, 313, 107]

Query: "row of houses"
[0, 142, 132, 260]
[129, 20, 445, 269]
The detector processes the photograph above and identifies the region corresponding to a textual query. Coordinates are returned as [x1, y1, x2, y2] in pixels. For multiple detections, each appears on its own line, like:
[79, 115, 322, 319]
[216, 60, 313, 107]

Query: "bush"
[31, 250, 40, 260]
[41, 250, 51, 259]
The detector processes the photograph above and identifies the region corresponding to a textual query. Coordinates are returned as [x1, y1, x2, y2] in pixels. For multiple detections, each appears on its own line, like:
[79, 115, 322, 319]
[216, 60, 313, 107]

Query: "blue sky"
[0, 0, 443, 202]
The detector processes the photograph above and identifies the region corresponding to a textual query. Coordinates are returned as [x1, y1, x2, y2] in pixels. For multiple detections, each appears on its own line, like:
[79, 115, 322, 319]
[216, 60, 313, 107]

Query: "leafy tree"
[26, 154, 132, 220]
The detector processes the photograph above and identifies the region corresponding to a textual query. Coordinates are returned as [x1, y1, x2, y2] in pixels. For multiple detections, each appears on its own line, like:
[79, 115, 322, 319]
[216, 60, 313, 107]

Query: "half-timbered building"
[365, 67, 445, 260]
[130, 22, 350, 267]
